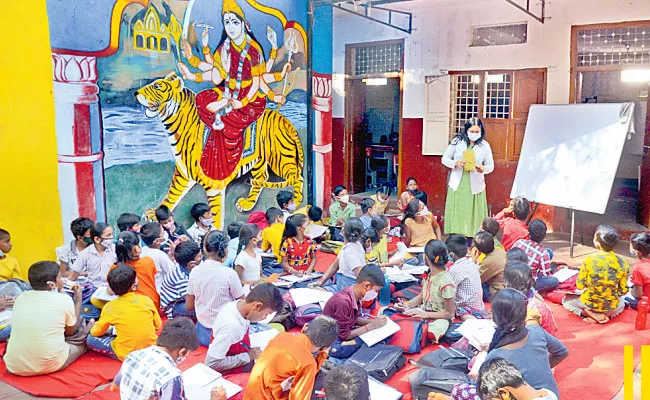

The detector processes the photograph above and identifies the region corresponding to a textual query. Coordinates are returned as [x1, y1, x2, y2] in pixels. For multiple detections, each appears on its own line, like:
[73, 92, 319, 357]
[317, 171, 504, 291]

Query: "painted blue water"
[102, 101, 307, 169]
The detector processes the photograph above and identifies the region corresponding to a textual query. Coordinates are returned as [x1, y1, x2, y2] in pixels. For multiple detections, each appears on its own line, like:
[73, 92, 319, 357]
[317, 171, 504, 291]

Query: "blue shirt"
[224, 238, 240, 268]
[159, 266, 190, 318]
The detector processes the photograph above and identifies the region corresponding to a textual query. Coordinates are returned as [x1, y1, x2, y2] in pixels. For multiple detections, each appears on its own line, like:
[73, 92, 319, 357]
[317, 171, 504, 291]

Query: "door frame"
[344, 38, 405, 193]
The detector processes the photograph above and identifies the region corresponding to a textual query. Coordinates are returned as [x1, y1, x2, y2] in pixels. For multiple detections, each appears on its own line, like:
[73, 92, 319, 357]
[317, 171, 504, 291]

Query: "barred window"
[577, 24, 650, 67]
[451, 74, 480, 133]
[352, 42, 403, 76]
[484, 73, 512, 119]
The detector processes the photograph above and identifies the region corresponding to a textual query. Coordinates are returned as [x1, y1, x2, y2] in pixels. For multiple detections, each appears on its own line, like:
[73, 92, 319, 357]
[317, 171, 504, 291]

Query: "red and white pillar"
[52, 53, 106, 242]
[312, 72, 333, 211]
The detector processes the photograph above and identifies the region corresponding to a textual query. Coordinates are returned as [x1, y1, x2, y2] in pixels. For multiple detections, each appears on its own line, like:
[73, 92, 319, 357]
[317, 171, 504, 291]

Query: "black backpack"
[409, 367, 470, 399]
[345, 344, 406, 382]
[414, 347, 474, 373]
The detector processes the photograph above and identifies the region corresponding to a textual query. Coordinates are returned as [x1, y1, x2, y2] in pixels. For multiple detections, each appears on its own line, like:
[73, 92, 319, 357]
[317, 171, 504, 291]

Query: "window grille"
[451, 74, 480, 133]
[353, 42, 403, 76]
[577, 24, 650, 67]
[484, 73, 512, 119]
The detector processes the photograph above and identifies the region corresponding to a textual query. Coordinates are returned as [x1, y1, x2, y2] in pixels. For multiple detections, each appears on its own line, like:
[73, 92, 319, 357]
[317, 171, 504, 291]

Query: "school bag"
[319, 240, 343, 254]
[345, 344, 405, 382]
[440, 321, 463, 345]
[409, 367, 470, 399]
[391, 284, 421, 302]
[270, 301, 296, 331]
[382, 308, 427, 354]
[414, 347, 474, 373]
[294, 304, 322, 327]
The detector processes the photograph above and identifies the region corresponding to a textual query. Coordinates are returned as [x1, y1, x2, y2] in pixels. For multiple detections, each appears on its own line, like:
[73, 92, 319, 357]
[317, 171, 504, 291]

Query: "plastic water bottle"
[379, 274, 391, 306]
[635, 296, 649, 331]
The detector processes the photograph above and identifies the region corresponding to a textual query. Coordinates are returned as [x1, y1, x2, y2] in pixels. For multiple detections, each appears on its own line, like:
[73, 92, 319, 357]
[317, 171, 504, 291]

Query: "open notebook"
[182, 363, 242, 400]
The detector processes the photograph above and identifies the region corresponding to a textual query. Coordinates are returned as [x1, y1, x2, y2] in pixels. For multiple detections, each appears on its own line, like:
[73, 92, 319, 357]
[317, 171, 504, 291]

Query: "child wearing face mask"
[116, 213, 142, 233]
[112, 231, 160, 309]
[396, 240, 456, 343]
[371, 186, 392, 215]
[4, 261, 85, 376]
[155, 205, 190, 246]
[206, 284, 284, 374]
[56, 218, 95, 277]
[88, 265, 161, 360]
[187, 203, 215, 244]
[362, 228, 382, 264]
[322, 264, 387, 359]
[281, 215, 317, 277]
[401, 199, 442, 249]
[69, 223, 117, 297]
[370, 216, 401, 268]
[235, 223, 264, 284]
[276, 190, 297, 222]
[329, 185, 356, 228]
[359, 198, 377, 230]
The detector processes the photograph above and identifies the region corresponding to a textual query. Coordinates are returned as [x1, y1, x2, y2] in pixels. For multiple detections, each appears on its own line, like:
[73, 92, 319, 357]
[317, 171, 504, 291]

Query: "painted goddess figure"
[178, 0, 288, 181]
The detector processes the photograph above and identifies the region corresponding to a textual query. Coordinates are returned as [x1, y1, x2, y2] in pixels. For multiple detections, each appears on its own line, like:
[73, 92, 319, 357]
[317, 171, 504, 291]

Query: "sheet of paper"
[0, 309, 12, 326]
[454, 319, 496, 349]
[383, 267, 405, 276]
[272, 280, 293, 288]
[182, 363, 222, 386]
[280, 273, 323, 283]
[185, 377, 242, 400]
[249, 328, 280, 350]
[406, 247, 424, 253]
[368, 377, 402, 400]
[259, 311, 277, 325]
[552, 268, 579, 283]
[359, 317, 401, 347]
[401, 265, 429, 275]
[289, 288, 333, 307]
[91, 286, 118, 302]
[307, 224, 329, 239]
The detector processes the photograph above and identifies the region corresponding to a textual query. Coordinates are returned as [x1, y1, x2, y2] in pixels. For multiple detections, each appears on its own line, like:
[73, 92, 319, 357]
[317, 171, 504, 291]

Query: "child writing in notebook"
[281, 214, 318, 277]
[160, 241, 202, 319]
[114, 231, 160, 309]
[235, 224, 264, 285]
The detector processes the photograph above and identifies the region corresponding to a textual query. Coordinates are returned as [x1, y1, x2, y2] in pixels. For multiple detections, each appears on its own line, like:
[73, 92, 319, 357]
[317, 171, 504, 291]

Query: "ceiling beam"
[504, 0, 546, 24]
[332, 1, 413, 34]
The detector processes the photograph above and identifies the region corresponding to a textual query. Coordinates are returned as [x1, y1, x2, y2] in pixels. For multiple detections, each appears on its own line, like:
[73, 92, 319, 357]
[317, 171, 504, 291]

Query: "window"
[451, 74, 480, 133]
[484, 73, 512, 119]
[351, 41, 403, 76]
[577, 24, 650, 67]
[471, 23, 527, 47]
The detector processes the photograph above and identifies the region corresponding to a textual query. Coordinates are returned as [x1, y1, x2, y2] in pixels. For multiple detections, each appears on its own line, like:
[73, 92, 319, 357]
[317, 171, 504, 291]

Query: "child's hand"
[369, 315, 387, 330]
[0, 296, 15, 310]
[211, 386, 227, 400]
[476, 165, 484, 173]
[406, 308, 428, 318]
[73, 285, 83, 303]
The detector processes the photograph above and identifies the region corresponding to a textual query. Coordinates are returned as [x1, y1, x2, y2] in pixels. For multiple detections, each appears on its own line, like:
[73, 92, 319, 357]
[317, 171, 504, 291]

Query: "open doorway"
[344, 40, 404, 197]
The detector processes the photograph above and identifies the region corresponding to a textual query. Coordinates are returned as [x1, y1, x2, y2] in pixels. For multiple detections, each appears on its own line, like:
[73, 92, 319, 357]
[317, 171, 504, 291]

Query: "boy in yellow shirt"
[0, 229, 26, 281]
[87, 264, 161, 360]
[261, 208, 285, 275]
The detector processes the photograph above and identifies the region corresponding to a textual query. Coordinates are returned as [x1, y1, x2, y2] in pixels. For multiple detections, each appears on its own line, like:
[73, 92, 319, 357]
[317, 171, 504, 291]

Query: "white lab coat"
[441, 139, 495, 195]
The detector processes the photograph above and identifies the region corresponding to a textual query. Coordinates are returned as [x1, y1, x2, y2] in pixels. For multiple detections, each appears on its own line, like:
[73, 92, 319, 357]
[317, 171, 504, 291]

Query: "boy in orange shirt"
[112, 231, 160, 309]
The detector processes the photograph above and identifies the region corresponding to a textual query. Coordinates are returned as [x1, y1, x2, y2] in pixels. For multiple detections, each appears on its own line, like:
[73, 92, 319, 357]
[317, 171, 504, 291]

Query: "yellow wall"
[0, 2, 63, 270]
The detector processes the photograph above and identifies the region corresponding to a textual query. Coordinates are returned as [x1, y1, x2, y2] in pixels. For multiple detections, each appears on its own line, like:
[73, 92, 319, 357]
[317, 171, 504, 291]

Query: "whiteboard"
[510, 103, 635, 214]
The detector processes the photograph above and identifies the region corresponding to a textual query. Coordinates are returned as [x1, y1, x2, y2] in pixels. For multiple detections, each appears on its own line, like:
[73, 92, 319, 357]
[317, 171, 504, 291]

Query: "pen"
[241, 342, 251, 350]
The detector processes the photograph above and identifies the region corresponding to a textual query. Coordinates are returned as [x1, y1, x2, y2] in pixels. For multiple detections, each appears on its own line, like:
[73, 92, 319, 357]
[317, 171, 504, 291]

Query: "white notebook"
[359, 318, 401, 347]
[552, 268, 579, 283]
[289, 288, 333, 307]
[249, 329, 280, 350]
[369, 376, 402, 400]
[182, 363, 242, 400]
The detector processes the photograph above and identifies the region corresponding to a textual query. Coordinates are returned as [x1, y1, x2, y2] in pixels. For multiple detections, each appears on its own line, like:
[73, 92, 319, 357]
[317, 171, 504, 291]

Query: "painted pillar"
[312, 4, 334, 211]
[52, 53, 106, 242]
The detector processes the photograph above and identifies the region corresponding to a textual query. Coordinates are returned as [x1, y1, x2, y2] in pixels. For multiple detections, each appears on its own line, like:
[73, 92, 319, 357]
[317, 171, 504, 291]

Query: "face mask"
[631, 246, 638, 257]
[101, 239, 114, 250]
[82, 237, 94, 245]
[362, 289, 378, 302]
[288, 203, 297, 212]
[201, 218, 214, 227]
[0, 249, 4, 257]
[377, 196, 388, 203]
[468, 132, 481, 142]
[408, 189, 417, 195]
[339, 195, 349, 204]
[418, 206, 429, 217]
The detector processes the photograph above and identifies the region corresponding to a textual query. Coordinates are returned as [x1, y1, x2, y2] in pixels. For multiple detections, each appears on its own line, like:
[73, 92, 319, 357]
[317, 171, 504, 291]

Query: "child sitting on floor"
[359, 198, 377, 229]
[88, 264, 162, 360]
[56, 217, 94, 276]
[315, 218, 368, 291]
[225, 221, 244, 268]
[474, 231, 507, 302]
[281, 214, 317, 277]
[261, 207, 285, 272]
[505, 261, 557, 336]
[370, 216, 400, 268]
[507, 247, 529, 264]
[113, 318, 203, 400]
[155, 205, 190, 245]
[160, 241, 201, 319]
[0, 228, 26, 282]
[276, 190, 297, 222]
[563, 225, 629, 324]
[401, 199, 442, 248]
[324, 364, 371, 400]
[446, 234, 488, 320]
[235, 223, 264, 284]
[187, 230, 246, 347]
[512, 219, 558, 293]
[477, 357, 559, 400]
[629, 232, 650, 307]
[362, 228, 382, 265]
[480, 217, 505, 255]
[371, 186, 391, 216]
[69, 223, 117, 295]
[140, 222, 176, 291]
[114, 231, 160, 309]
[206, 283, 283, 374]
[187, 203, 215, 244]
[4, 261, 85, 376]
[322, 264, 387, 359]
[397, 240, 455, 343]
[117, 213, 142, 233]
[494, 197, 530, 250]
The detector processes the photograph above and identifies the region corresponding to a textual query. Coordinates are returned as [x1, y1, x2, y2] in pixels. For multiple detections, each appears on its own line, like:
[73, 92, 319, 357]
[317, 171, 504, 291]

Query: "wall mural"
[47, 0, 309, 239]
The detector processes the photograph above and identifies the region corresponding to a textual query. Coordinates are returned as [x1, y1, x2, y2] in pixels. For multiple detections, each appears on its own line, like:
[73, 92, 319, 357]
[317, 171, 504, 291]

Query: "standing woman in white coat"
[442, 117, 494, 237]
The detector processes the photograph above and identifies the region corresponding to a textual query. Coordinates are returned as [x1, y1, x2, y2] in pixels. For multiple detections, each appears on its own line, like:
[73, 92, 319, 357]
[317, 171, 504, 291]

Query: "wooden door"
[344, 78, 367, 194]
[508, 70, 546, 161]
[639, 98, 650, 227]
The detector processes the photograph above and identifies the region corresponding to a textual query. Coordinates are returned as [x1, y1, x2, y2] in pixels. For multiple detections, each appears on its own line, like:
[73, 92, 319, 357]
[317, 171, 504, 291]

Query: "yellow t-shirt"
[405, 213, 436, 247]
[4, 291, 76, 376]
[262, 223, 285, 262]
[89, 292, 161, 360]
[0, 256, 25, 281]
[371, 194, 389, 215]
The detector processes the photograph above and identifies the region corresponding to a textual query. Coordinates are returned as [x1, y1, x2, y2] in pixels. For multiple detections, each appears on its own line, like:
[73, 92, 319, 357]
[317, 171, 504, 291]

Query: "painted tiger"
[135, 72, 304, 228]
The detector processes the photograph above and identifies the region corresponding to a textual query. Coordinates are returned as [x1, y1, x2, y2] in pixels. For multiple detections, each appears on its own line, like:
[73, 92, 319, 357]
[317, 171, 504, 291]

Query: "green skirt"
[444, 172, 488, 237]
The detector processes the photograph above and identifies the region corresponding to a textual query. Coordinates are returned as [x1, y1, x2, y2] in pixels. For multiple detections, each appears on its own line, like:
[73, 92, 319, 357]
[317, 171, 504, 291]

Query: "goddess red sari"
[195, 37, 266, 180]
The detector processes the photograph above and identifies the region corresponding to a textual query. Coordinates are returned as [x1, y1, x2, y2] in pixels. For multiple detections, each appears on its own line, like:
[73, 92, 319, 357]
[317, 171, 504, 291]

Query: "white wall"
[332, 0, 650, 118]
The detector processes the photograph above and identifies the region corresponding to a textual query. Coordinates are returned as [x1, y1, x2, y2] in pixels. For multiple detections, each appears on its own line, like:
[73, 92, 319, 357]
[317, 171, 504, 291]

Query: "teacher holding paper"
[442, 117, 494, 237]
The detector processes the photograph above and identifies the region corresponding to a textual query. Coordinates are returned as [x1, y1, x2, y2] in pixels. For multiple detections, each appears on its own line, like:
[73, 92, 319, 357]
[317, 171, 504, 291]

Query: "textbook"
[182, 363, 242, 400]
